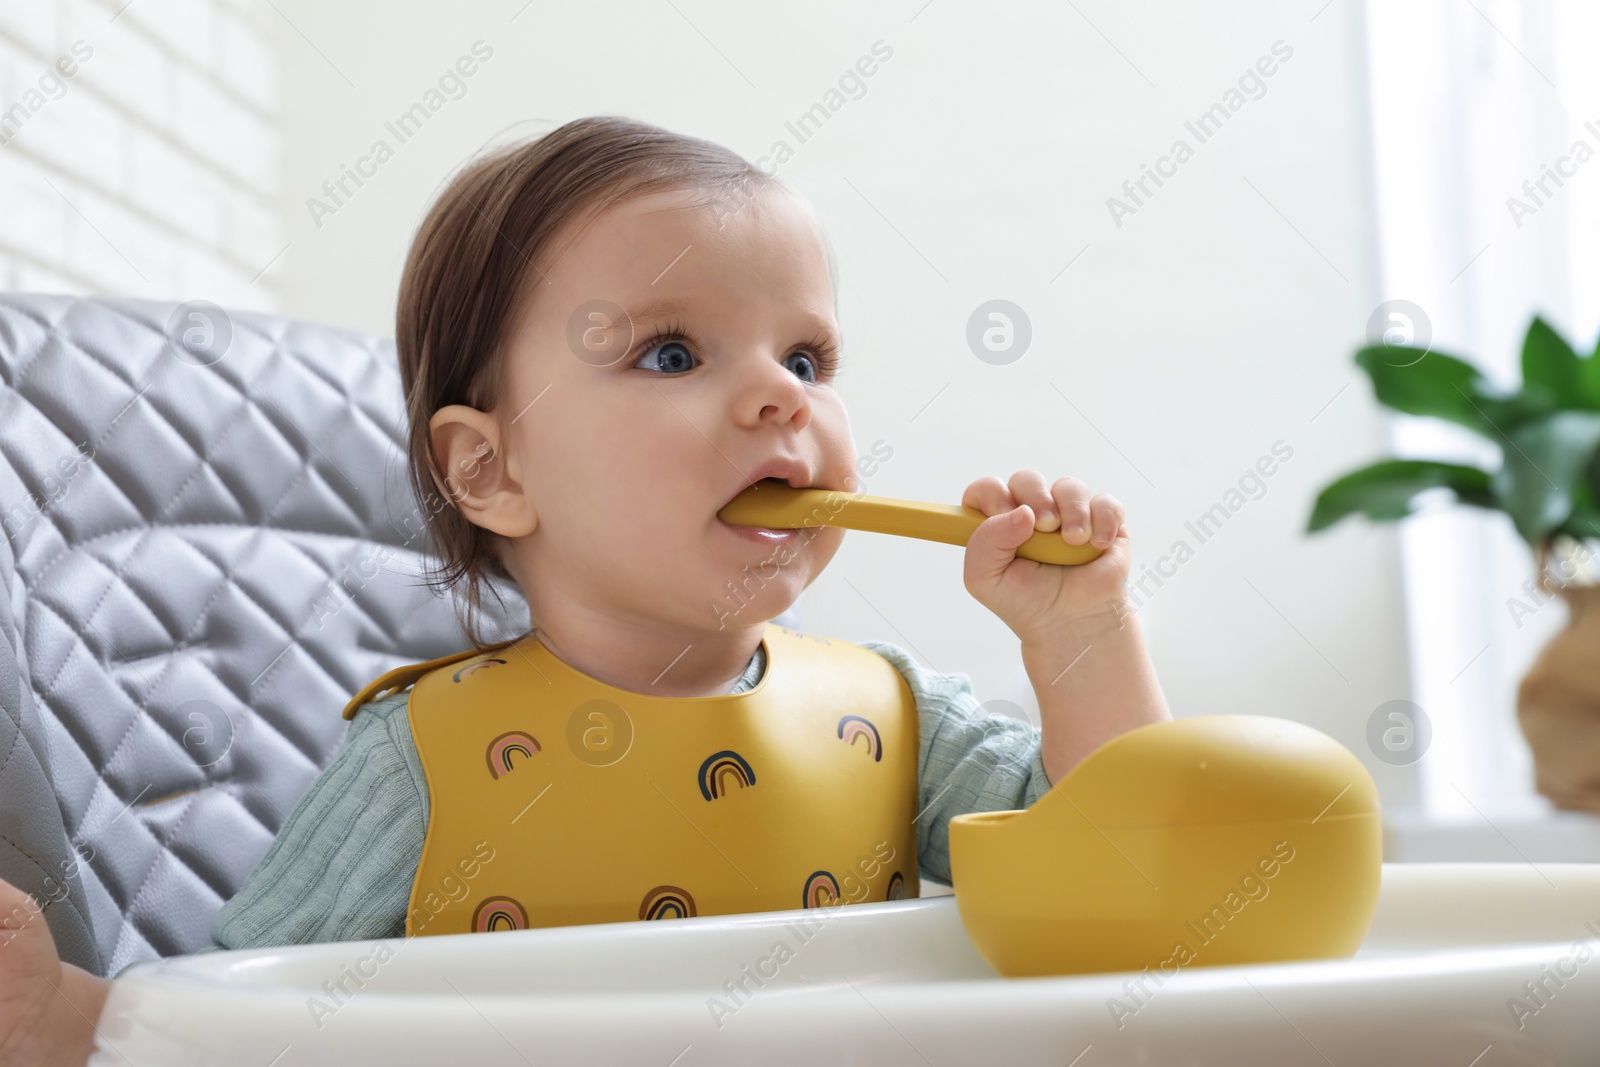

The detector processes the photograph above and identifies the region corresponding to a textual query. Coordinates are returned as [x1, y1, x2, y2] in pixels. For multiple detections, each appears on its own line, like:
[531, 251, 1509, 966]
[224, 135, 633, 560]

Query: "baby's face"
[488, 184, 855, 633]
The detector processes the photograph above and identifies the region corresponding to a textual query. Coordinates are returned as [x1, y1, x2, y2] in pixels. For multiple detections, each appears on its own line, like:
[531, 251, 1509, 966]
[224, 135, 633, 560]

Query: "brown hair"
[394, 115, 787, 649]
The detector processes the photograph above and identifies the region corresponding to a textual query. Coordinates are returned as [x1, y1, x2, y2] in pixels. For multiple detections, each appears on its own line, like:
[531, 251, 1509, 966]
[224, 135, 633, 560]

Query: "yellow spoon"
[717, 479, 1104, 566]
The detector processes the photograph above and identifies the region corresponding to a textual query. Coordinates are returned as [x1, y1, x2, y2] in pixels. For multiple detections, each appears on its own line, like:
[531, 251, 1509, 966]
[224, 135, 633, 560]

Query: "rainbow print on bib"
[452, 657, 506, 683]
[640, 885, 697, 920]
[698, 749, 756, 800]
[837, 714, 882, 761]
[473, 896, 527, 932]
[486, 731, 540, 780]
[803, 870, 841, 908]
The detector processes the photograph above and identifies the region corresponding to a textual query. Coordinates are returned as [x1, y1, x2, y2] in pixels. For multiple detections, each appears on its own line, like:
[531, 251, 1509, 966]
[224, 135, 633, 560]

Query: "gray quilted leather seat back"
[0, 293, 528, 978]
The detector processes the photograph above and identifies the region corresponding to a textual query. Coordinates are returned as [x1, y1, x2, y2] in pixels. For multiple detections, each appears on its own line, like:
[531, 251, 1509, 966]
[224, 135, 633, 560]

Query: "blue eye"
[633, 338, 698, 374]
[783, 351, 820, 383]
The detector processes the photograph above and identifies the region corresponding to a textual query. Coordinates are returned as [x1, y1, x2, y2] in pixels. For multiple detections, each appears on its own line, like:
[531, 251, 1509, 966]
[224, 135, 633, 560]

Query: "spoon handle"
[718, 483, 1103, 566]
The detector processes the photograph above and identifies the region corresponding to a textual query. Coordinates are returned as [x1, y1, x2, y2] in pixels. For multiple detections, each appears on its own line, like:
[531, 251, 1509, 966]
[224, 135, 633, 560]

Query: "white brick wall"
[0, 0, 281, 310]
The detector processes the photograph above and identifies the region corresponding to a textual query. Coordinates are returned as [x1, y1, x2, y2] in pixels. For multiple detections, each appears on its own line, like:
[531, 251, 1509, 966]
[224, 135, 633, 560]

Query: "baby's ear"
[428, 405, 536, 537]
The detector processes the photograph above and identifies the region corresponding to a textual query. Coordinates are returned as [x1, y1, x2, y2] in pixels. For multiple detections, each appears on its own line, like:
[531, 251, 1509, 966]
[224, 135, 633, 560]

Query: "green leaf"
[1354, 346, 1532, 436]
[1569, 471, 1599, 521]
[1521, 315, 1598, 409]
[1490, 411, 1600, 543]
[1307, 458, 1496, 533]
[1587, 329, 1600, 408]
[1557, 458, 1600, 538]
[1576, 448, 1600, 514]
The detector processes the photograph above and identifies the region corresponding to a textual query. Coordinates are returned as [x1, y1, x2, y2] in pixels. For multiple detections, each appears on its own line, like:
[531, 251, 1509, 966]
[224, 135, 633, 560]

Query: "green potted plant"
[1308, 314, 1600, 813]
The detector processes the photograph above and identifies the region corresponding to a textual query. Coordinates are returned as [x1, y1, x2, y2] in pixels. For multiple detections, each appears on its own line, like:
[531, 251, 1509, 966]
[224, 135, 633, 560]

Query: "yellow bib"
[340, 622, 920, 937]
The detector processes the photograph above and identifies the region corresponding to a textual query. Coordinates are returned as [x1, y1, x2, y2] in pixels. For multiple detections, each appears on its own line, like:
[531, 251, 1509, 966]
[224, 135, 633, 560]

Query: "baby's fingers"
[1089, 493, 1126, 548]
[1049, 477, 1095, 545]
[961, 475, 1017, 518]
[1007, 470, 1060, 532]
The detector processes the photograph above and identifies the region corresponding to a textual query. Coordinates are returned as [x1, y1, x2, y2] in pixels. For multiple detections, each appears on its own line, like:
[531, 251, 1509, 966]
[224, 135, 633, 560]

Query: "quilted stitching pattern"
[0, 294, 527, 978]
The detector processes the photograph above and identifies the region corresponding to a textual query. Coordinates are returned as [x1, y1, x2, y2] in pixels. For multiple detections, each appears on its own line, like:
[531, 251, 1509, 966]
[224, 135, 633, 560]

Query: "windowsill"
[1383, 807, 1600, 863]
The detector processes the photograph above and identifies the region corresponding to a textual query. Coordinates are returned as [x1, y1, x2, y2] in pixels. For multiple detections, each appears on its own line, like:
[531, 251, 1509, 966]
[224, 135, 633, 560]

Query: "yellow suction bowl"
[948, 715, 1382, 978]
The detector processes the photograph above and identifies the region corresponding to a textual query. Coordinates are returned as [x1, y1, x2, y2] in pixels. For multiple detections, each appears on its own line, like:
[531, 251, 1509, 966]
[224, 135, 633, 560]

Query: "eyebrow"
[619, 297, 692, 324]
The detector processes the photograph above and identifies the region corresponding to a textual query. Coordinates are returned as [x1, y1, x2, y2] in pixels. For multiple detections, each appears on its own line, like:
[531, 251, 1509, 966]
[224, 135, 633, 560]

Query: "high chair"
[0, 291, 532, 980]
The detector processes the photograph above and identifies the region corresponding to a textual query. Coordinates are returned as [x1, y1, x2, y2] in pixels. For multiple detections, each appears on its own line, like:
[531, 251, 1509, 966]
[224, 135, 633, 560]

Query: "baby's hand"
[961, 471, 1130, 642]
[0, 875, 107, 1066]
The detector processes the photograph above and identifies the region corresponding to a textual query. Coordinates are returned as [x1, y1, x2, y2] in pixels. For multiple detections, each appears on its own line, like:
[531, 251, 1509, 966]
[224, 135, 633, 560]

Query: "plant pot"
[1515, 536, 1600, 813]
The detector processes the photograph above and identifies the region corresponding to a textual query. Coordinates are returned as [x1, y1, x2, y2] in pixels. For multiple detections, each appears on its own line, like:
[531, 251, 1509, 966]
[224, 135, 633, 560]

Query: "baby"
[0, 115, 1169, 1062]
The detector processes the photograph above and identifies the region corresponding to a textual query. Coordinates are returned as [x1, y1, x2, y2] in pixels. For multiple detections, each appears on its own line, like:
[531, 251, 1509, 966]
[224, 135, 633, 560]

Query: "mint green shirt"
[194, 639, 1053, 957]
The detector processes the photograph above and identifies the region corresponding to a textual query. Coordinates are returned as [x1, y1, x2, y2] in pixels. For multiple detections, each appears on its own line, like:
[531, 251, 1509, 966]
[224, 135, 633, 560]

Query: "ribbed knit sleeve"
[206, 691, 428, 951]
[858, 640, 1053, 887]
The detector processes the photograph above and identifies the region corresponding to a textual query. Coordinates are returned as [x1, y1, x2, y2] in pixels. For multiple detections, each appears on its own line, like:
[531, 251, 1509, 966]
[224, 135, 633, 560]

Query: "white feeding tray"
[94, 862, 1600, 1065]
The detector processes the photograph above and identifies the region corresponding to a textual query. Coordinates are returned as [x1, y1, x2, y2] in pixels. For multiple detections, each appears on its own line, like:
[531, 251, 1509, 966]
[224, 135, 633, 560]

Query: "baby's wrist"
[1019, 596, 1133, 646]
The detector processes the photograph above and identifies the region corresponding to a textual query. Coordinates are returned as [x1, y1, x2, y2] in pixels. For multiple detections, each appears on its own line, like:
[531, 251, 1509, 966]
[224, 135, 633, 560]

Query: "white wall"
[265, 0, 1414, 806]
[4, 0, 1424, 811]
[0, 0, 281, 308]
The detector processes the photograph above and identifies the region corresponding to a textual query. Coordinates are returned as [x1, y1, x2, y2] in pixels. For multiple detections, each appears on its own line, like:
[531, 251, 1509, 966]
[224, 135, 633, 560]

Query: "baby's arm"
[861, 641, 1051, 887]
[1021, 599, 1170, 783]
